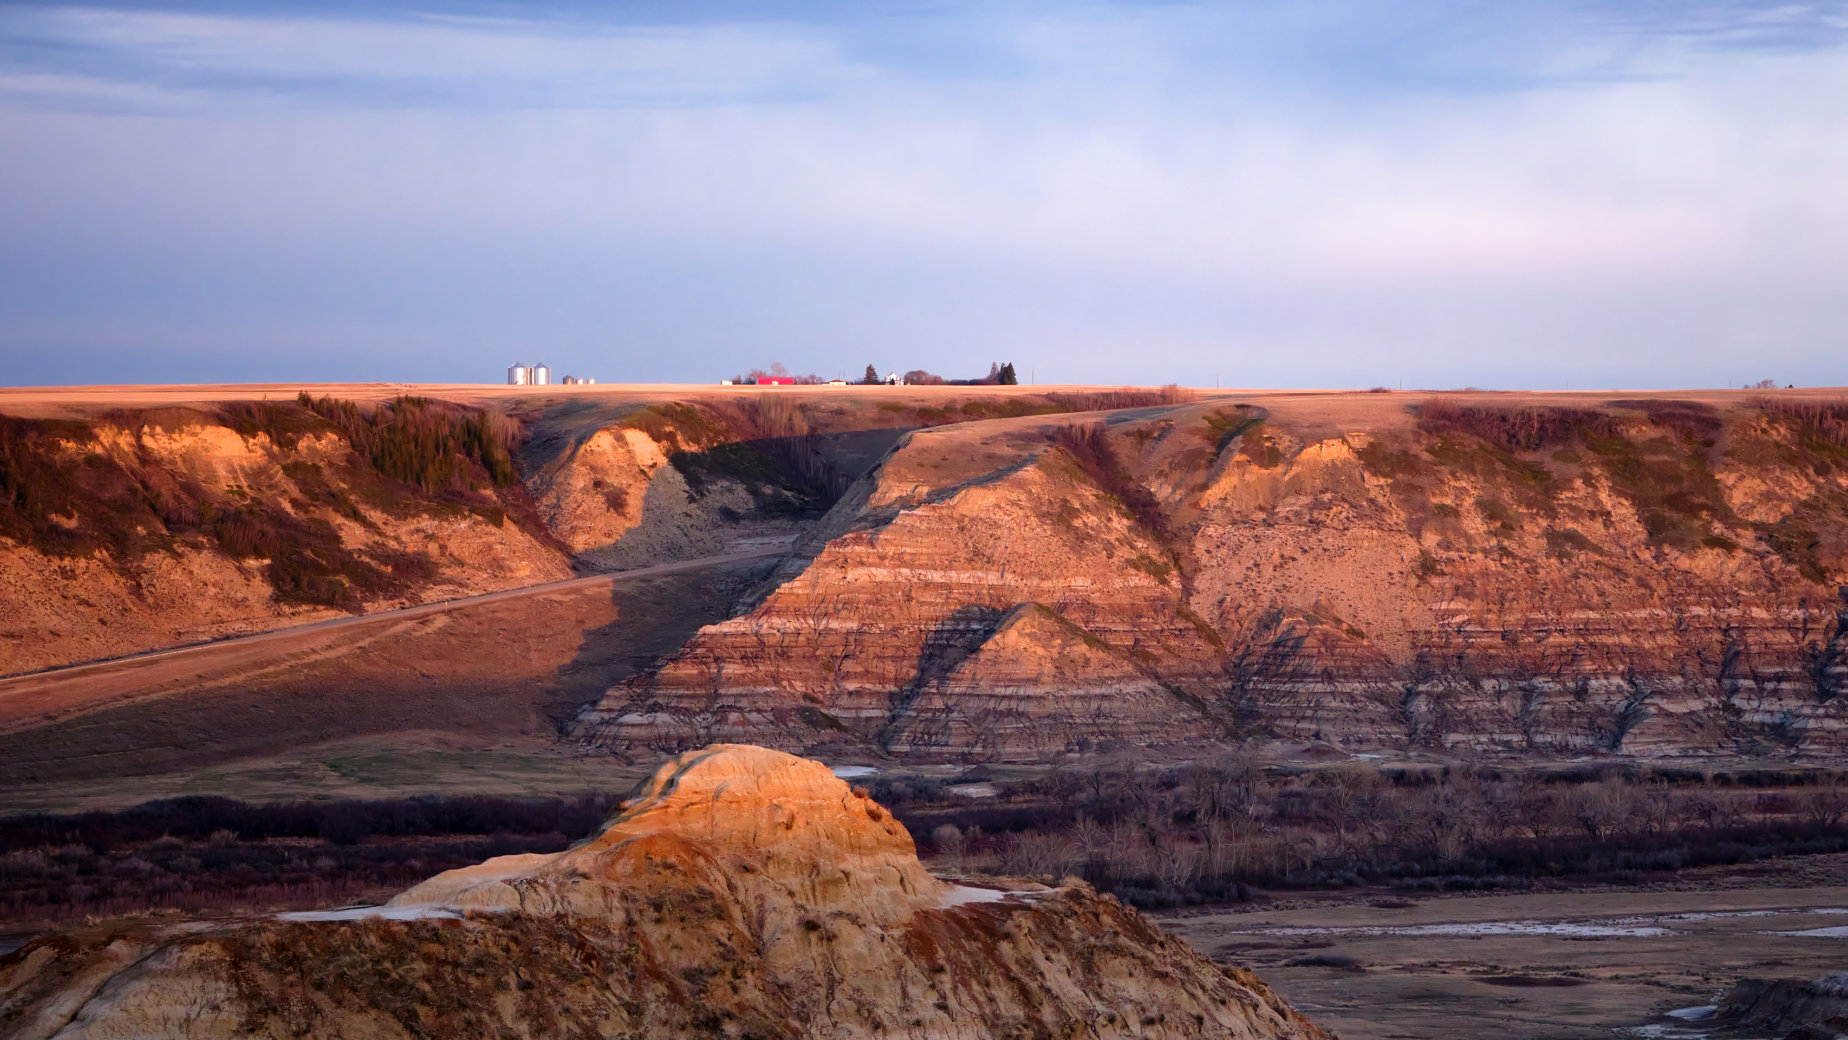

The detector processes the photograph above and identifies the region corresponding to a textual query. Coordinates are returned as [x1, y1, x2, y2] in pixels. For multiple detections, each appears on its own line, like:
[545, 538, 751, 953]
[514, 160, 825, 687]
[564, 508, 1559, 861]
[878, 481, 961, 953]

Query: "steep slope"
[524, 401, 838, 569]
[0, 400, 568, 674]
[578, 395, 1848, 762]
[885, 602, 1215, 758]
[1183, 400, 1848, 756]
[0, 745, 1328, 1040]
[575, 417, 1222, 758]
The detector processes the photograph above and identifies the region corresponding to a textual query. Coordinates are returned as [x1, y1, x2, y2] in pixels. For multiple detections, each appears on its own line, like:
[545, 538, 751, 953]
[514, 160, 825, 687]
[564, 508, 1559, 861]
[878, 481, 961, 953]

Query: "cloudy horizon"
[1, 0, 1845, 389]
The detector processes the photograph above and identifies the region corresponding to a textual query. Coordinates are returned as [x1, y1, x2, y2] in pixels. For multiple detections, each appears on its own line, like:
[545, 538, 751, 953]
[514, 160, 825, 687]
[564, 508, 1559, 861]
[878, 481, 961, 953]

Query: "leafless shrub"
[1800, 786, 1848, 828]
[909, 760, 1848, 907]
[1050, 423, 1168, 538]
[1418, 399, 1622, 452]
[1758, 397, 1848, 450]
[999, 831, 1077, 879]
[931, 824, 968, 871]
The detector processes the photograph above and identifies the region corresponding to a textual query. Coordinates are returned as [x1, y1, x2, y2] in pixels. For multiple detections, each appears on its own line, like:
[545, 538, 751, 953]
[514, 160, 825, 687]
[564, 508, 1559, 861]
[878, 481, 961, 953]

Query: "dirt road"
[0, 548, 782, 735]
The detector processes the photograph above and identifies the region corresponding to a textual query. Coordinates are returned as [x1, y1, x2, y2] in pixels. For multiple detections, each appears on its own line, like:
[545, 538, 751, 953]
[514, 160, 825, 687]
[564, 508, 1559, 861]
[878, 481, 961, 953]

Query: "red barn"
[758, 377, 794, 385]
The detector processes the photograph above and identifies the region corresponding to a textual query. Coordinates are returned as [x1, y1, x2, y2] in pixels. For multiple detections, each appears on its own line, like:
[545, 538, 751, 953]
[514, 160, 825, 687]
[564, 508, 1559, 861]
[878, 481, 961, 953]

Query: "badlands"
[5, 381, 1848, 1038]
[0, 745, 1327, 1040]
[2, 382, 1846, 776]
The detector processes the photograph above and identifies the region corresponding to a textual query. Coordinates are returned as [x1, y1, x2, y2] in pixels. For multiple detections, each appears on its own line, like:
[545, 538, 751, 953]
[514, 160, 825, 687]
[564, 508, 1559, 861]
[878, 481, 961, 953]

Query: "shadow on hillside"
[541, 556, 782, 737]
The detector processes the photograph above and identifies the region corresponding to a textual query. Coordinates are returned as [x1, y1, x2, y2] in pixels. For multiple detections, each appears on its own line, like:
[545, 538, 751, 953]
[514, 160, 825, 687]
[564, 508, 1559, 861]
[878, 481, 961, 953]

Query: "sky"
[0, 1, 1845, 389]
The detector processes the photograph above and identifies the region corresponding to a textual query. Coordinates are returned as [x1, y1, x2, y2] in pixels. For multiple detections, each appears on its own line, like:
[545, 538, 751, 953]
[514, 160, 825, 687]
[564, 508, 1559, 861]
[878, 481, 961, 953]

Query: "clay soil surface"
[1158, 855, 1848, 1040]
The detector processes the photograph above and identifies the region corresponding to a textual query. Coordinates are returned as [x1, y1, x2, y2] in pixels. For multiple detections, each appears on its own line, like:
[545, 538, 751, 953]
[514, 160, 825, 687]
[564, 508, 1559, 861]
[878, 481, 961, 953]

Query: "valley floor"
[1158, 854, 1848, 1040]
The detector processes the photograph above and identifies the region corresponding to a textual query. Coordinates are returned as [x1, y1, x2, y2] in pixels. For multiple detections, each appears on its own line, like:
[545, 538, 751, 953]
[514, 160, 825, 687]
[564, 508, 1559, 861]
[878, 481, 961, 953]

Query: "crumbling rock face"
[526, 424, 679, 553]
[1718, 972, 1848, 1038]
[576, 438, 1222, 759]
[885, 602, 1218, 758]
[0, 745, 1327, 1040]
[0, 408, 568, 674]
[577, 400, 1848, 761]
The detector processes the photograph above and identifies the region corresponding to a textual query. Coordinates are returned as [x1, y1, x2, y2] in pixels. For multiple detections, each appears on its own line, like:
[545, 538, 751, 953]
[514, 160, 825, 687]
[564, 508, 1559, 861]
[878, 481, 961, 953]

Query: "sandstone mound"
[0, 745, 1327, 1040]
[389, 743, 940, 924]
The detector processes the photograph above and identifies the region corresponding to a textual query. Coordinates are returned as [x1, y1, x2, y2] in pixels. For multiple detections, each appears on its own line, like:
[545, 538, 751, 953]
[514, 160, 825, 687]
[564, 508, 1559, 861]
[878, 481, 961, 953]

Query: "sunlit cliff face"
[582, 397, 1848, 760]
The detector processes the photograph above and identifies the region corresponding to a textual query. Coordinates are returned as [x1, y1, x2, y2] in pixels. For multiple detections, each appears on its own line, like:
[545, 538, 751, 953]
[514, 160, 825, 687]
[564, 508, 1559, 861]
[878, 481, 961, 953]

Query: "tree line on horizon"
[729, 361, 1019, 385]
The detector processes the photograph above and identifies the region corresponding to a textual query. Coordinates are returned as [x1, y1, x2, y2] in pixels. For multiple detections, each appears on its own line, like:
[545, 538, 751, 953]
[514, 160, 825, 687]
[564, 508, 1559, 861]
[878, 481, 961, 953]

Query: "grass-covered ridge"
[1386, 397, 1845, 577]
[0, 396, 549, 610]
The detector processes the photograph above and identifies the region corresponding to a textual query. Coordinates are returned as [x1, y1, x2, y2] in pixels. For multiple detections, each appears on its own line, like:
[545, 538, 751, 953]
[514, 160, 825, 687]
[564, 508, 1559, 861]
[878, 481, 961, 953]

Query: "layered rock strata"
[579, 400, 1848, 760]
[0, 745, 1327, 1040]
[577, 431, 1223, 760]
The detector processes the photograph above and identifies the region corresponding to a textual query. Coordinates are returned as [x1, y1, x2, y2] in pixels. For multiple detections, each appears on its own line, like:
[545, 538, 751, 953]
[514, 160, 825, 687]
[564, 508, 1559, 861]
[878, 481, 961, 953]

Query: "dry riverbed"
[1157, 856, 1848, 1040]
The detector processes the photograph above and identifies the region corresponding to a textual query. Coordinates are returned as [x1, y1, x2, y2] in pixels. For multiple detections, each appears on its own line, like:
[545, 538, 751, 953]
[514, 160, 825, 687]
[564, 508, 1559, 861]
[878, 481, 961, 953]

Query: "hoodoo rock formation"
[0, 745, 1327, 1040]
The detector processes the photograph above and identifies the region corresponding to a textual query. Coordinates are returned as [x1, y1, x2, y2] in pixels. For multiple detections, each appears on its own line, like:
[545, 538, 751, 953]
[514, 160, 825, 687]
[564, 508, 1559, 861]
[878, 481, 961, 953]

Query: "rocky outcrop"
[10, 391, 1848, 761]
[575, 428, 1222, 759]
[1183, 408, 1848, 757]
[577, 398, 1848, 761]
[1718, 972, 1848, 1038]
[526, 421, 767, 569]
[0, 745, 1327, 1040]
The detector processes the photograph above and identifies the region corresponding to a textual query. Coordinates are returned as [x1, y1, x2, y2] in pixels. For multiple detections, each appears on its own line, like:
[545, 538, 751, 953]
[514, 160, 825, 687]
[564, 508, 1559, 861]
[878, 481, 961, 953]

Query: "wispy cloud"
[0, 1, 1844, 387]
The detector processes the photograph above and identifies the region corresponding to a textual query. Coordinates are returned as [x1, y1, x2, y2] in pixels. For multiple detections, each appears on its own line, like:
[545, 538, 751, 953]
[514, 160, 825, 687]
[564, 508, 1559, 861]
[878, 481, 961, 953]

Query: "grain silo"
[507, 363, 531, 385]
[532, 362, 551, 386]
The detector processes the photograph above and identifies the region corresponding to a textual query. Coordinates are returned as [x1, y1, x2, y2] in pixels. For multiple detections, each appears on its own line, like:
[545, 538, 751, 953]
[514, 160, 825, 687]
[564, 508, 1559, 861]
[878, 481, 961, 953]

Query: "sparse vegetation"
[894, 763, 1848, 908]
[0, 398, 552, 613]
[300, 394, 519, 491]
[1051, 423, 1169, 540]
[1759, 397, 1848, 456]
[1201, 405, 1264, 451]
[1583, 425, 1737, 550]
[1417, 400, 1621, 453]
[0, 793, 619, 924]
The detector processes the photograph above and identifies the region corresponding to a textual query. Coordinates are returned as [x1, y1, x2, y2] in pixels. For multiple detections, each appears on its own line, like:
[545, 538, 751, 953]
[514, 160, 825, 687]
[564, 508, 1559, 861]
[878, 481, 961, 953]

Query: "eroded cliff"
[0, 399, 569, 673]
[579, 395, 1848, 761]
[0, 745, 1327, 1040]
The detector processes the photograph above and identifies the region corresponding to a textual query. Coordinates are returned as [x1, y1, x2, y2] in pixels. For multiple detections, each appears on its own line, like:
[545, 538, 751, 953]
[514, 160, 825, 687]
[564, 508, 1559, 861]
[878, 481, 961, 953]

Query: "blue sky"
[1, 1, 1844, 388]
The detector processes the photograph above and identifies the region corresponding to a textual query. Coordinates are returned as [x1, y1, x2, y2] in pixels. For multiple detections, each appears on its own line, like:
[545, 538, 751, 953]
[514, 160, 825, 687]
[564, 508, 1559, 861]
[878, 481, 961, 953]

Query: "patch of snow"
[947, 783, 998, 798]
[1351, 753, 1386, 760]
[1247, 919, 1671, 938]
[1664, 1006, 1716, 1021]
[1769, 926, 1848, 938]
[279, 904, 461, 922]
[1630, 1025, 1710, 1039]
[940, 884, 1014, 908]
[830, 766, 877, 779]
[1657, 910, 1776, 922]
